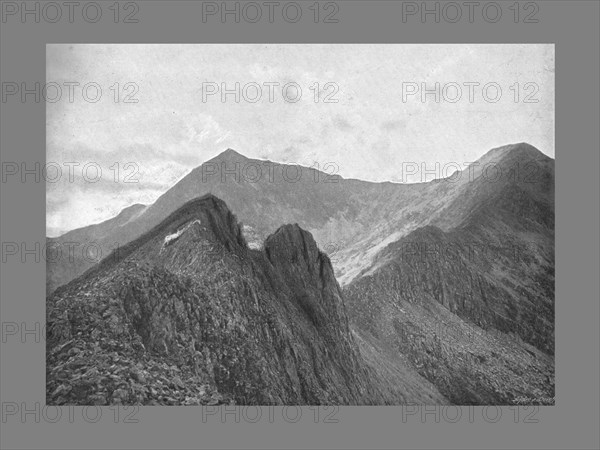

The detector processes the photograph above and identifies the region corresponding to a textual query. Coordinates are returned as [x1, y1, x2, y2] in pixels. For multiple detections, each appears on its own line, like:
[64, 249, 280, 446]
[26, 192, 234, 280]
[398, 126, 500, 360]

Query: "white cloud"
[47, 44, 554, 235]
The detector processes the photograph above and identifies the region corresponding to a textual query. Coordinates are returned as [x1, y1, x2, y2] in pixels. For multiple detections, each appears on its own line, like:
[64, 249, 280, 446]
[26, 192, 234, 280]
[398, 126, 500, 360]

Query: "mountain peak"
[162, 194, 246, 250]
[223, 147, 243, 156]
[476, 142, 551, 166]
[265, 223, 320, 267]
[505, 142, 552, 161]
[208, 148, 249, 163]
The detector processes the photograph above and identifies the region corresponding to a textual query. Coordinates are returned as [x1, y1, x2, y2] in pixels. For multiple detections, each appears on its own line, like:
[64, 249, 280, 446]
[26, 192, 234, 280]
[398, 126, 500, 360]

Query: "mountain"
[46, 148, 365, 292]
[46, 142, 554, 405]
[344, 145, 555, 404]
[46, 146, 440, 292]
[47, 195, 447, 405]
[47, 144, 552, 293]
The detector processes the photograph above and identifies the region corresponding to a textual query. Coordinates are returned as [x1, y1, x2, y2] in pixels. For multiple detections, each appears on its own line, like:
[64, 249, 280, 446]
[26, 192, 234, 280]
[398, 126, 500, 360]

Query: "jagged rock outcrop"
[265, 224, 349, 332]
[47, 195, 447, 405]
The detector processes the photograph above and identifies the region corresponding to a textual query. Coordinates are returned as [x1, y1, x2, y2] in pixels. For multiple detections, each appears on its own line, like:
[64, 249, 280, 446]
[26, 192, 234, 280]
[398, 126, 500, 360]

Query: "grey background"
[0, 0, 598, 449]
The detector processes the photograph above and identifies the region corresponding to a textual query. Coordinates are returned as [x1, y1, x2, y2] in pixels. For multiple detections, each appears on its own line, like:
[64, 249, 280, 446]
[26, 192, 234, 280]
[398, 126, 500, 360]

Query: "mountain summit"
[206, 148, 249, 164]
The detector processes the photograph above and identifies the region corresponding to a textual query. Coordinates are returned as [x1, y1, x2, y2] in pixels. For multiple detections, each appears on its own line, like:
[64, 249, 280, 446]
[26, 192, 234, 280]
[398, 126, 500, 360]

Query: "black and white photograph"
[45, 43, 555, 406]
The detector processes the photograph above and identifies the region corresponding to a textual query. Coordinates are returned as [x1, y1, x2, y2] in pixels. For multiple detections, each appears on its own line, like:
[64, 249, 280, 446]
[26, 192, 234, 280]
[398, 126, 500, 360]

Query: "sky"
[46, 44, 554, 236]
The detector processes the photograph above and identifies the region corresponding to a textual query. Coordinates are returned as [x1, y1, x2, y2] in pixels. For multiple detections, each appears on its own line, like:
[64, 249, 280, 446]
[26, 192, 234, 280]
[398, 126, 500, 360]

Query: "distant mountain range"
[47, 142, 554, 405]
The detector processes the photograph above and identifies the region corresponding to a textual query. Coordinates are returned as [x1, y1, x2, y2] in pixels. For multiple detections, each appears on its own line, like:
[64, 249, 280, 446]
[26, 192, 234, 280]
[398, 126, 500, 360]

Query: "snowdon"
[199, 156, 340, 184]
[46, 143, 554, 406]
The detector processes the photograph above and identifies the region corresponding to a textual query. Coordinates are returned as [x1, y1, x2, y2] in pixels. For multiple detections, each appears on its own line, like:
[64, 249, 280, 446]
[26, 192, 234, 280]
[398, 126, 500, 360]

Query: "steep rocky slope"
[344, 145, 554, 404]
[47, 144, 551, 293]
[47, 149, 405, 292]
[47, 195, 446, 405]
[46, 142, 554, 405]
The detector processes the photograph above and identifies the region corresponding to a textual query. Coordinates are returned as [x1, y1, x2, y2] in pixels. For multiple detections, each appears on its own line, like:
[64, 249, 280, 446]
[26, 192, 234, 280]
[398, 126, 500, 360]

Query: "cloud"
[47, 44, 554, 235]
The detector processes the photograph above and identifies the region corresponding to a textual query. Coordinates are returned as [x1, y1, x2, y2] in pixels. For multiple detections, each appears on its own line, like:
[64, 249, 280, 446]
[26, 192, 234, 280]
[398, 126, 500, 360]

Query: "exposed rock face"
[265, 224, 349, 333]
[344, 145, 555, 404]
[47, 143, 553, 293]
[47, 195, 447, 405]
[46, 143, 554, 406]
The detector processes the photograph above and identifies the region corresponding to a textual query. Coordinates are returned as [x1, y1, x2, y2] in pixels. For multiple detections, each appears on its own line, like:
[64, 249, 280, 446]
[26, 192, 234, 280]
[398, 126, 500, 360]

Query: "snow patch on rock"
[163, 219, 202, 247]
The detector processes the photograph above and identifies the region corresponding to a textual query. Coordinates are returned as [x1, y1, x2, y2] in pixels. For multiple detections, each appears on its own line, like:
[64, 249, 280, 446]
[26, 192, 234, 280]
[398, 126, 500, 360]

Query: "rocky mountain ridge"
[47, 142, 554, 405]
[47, 195, 446, 405]
[343, 144, 554, 403]
[48, 143, 547, 292]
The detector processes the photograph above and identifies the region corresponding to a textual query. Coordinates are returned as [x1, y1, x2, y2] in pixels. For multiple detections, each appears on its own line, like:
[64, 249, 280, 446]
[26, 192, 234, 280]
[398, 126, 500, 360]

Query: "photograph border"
[1, 1, 598, 449]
